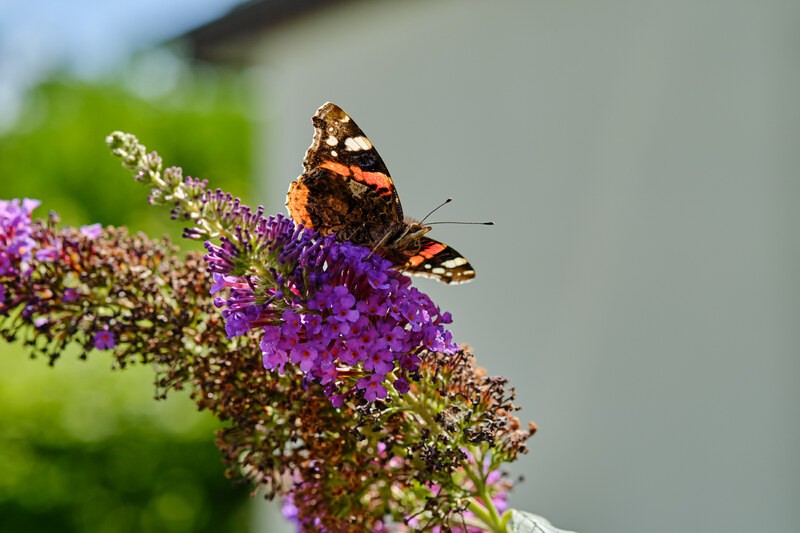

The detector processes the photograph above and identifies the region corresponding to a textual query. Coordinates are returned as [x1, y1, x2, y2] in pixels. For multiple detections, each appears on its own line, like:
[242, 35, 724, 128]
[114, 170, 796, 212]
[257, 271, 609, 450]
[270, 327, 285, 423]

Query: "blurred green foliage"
[0, 60, 255, 532]
[0, 59, 253, 242]
[0, 349, 250, 533]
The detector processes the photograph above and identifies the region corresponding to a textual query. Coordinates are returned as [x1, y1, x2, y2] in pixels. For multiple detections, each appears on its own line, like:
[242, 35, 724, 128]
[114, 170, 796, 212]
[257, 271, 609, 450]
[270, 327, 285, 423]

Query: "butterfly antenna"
[420, 198, 453, 223]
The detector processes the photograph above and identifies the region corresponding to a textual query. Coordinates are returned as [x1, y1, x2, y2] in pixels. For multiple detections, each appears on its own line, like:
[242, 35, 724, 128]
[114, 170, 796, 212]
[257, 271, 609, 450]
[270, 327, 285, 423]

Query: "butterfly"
[286, 102, 476, 284]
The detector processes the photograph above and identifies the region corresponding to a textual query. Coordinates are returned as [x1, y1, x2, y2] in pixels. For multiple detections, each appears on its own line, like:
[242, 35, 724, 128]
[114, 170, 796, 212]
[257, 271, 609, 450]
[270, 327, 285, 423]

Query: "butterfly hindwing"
[397, 237, 476, 285]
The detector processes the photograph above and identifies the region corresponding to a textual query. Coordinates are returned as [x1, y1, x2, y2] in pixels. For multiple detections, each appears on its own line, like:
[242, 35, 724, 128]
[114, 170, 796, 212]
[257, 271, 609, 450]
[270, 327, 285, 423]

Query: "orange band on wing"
[320, 160, 352, 176]
[286, 181, 313, 228]
[349, 166, 393, 196]
[406, 242, 447, 267]
[420, 242, 446, 257]
[319, 160, 393, 196]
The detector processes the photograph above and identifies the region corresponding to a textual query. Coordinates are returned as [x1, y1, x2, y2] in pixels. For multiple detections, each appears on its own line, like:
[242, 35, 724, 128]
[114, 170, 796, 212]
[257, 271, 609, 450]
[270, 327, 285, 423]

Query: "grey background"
[243, 0, 799, 531]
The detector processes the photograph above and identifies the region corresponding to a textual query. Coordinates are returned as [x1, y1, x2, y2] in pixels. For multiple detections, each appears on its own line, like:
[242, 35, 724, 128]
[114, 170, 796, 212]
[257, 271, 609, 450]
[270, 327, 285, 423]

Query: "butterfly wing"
[303, 103, 394, 197]
[287, 103, 478, 284]
[287, 103, 403, 243]
[394, 236, 476, 285]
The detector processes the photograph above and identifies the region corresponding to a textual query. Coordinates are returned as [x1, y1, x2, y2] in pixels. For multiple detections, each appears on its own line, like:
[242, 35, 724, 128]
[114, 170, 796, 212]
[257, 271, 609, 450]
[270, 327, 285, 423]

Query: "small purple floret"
[80, 223, 103, 239]
[93, 329, 116, 350]
[357, 374, 388, 402]
[62, 288, 79, 302]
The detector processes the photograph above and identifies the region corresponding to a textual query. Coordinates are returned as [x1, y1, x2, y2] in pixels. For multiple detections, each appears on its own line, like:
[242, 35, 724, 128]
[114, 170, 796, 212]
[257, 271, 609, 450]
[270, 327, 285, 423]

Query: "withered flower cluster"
[0, 132, 535, 532]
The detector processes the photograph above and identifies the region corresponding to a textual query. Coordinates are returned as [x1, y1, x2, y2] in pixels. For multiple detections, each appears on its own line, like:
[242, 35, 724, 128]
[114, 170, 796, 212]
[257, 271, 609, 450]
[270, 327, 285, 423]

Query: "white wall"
[248, 1, 800, 531]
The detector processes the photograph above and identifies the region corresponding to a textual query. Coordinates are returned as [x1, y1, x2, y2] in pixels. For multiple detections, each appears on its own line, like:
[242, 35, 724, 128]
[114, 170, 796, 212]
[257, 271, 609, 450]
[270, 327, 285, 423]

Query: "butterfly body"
[286, 102, 476, 284]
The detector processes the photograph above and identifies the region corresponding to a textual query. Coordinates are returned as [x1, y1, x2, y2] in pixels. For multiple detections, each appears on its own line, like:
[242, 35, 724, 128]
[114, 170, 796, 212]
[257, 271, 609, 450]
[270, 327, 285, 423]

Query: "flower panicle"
[0, 199, 218, 387]
[0, 135, 539, 532]
[3, 185, 535, 533]
[204, 211, 458, 405]
[105, 131, 157, 182]
[107, 132, 266, 243]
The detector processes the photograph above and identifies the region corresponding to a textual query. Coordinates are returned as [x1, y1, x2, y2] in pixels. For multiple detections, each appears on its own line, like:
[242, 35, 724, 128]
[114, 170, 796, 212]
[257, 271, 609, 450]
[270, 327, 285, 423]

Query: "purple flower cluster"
[205, 214, 457, 403]
[1, 198, 114, 346]
[0, 198, 40, 278]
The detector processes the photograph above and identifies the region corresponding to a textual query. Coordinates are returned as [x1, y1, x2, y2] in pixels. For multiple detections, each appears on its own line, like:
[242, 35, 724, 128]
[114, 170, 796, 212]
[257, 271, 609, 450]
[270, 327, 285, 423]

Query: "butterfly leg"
[342, 222, 367, 243]
[366, 230, 394, 260]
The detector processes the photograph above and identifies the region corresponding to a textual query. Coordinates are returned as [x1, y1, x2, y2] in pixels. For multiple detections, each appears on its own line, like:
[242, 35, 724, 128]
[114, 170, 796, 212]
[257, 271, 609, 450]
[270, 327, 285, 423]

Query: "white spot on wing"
[440, 257, 468, 268]
[344, 136, 372, 151]
[431, 267, 445, 274]
[326, 136, 338, 146]
[330, 150, 338, 157]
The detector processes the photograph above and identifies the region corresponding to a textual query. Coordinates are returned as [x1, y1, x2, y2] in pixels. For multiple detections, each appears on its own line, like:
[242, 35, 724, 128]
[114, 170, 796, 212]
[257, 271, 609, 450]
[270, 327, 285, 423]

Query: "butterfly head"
[391, 219, 431, 250]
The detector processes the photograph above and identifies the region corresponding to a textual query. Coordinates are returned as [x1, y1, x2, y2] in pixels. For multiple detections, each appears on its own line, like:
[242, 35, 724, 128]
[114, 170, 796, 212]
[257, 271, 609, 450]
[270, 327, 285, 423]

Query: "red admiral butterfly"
[286, 103, 477, 284]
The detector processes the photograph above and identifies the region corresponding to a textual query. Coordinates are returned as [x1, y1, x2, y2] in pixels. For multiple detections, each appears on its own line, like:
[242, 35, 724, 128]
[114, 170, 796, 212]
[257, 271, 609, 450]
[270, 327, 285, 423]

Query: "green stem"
[475, 480, 504, 531]
[464, 498, 506, 533]
[461, 446, 505, 532]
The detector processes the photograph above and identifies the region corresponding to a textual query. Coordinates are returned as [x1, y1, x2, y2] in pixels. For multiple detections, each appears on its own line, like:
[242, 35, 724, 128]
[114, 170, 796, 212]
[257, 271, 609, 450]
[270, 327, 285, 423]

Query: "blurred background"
[1, 1, 798, 532]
